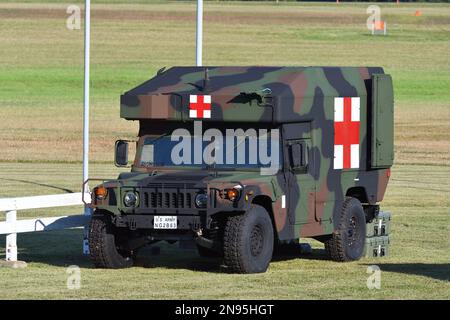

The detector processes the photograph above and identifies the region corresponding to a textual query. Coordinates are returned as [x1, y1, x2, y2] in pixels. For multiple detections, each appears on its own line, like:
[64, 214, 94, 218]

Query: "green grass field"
[0, 1, 449, 299]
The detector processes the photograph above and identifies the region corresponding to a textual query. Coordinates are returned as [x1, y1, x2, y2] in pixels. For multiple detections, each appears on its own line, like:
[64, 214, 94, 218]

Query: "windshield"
[137, 128, 281, 172]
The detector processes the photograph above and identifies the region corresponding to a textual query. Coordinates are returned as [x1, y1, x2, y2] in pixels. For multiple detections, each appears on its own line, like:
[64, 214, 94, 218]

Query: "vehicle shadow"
[272, 244, 330, 262]
[7, 231, 450, 280]
[135, 244, 330, 273]
[2, 230, 328, 272]
[0, 230, 92, 268]
[362, 263, 450, 282]
[0, 231, 223, 271]
[135, 247, 225, 273]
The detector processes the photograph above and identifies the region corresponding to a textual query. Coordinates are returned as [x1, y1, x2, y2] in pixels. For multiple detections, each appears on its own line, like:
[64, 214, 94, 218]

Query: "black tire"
[325, 197, 366, 262]
[196, 244, 221, 258]
[89, 214, 134, 269]
[223, 205, 274, 273]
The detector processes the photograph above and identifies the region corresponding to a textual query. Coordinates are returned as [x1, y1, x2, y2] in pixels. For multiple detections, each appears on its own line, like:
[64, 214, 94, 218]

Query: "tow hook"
[194, 229, 215, 249]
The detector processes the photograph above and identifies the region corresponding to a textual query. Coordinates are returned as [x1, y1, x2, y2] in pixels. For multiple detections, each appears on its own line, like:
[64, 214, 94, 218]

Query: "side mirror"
[115, 140, 129, 167]
[289, 141, 308, 171]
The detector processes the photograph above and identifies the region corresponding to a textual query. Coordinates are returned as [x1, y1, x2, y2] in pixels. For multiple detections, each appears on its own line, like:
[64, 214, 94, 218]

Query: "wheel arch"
[251, 195, 279, 242]
[346, 186, 369, 204]
[91, 208, 116, 224]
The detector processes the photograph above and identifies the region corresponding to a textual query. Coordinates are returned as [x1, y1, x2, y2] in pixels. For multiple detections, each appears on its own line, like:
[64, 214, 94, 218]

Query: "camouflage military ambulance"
[88, 66, 394, 273]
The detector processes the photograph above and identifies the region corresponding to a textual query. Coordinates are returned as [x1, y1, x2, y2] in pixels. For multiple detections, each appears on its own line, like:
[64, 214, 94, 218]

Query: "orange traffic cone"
[415, 10, 422, 17]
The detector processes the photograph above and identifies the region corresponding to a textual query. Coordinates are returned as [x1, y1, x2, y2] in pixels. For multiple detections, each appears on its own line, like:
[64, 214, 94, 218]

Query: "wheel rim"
[115, 234, 133, 259]
[347, 216, 359, 247]
[250, 224, 264, 257]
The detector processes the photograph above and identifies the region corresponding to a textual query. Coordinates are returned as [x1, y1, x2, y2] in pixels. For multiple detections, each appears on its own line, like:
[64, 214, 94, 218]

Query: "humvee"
[88, 67, 393, 273]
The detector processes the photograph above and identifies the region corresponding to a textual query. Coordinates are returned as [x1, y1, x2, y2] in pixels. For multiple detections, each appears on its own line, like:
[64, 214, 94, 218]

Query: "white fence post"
[83, 206, 91, 255]
[5, 210, 17, 262]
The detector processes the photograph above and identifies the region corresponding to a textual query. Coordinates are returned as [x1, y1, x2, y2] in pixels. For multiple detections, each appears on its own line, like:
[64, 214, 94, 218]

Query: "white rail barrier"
[0, 193, 91, 264]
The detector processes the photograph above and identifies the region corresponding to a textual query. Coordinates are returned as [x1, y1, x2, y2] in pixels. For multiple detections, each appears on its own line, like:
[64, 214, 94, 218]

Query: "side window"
[287, 139, 309, 173]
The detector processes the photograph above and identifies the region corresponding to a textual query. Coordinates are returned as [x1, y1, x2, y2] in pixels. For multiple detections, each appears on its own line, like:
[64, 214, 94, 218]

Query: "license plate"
[154, 216, 177, 229]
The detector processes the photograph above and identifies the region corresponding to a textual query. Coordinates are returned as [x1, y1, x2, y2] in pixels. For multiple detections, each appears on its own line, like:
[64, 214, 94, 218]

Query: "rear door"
[371, 74, 394, 168]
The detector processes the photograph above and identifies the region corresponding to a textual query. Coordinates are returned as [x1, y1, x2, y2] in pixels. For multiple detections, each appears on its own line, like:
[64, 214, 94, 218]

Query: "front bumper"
[114, 214, 202, 231]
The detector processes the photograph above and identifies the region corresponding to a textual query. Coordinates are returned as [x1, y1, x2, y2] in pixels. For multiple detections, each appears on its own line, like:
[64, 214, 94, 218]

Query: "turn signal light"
[94, 186, 107, 200]
[226, 188, 239, 201]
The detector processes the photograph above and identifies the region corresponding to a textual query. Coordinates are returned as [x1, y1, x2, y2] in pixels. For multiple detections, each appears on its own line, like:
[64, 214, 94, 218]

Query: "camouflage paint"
[92, 66, 393, 242]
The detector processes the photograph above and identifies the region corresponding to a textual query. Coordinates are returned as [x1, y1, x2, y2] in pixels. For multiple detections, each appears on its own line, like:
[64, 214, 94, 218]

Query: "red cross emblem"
[189, 95, 211, 119]
[334, 97, 360, 169]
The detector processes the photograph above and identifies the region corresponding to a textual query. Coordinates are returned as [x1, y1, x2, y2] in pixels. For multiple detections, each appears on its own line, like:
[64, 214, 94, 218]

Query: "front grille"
[140, 183, 198, 210]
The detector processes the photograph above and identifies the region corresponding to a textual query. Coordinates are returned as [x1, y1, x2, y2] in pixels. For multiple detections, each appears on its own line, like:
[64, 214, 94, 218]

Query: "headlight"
[124, 191, 138, 207]
[195, 193, 208, 208]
